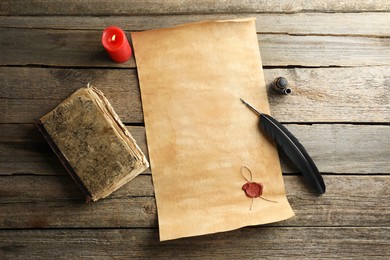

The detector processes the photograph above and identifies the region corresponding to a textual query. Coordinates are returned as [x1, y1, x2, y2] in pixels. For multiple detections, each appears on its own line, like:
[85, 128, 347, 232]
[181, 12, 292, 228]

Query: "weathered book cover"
[35, 86, 149, 202]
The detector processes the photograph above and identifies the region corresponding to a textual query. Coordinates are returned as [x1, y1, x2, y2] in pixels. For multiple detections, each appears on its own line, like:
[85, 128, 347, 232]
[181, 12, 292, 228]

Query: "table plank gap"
[0, 13, 389, 37]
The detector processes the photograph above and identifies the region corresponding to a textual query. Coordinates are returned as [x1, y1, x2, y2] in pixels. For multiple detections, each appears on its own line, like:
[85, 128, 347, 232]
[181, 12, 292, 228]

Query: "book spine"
[34, 121, 92, 203]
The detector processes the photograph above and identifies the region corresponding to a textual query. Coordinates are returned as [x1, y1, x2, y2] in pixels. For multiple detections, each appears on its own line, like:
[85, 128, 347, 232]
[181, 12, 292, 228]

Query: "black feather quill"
[240, 98, 326, 194]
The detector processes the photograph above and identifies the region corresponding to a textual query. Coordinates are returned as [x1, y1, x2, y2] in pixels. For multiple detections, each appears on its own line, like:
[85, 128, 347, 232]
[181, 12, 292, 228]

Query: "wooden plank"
[1, 13, 389, 37]
[0, 175, 388, 228]
[0, 29, 135, 68]
[0, 125, 151, 175]
[1, 0, 389, 15]
[1, 29, 389, 67]
[2, 122, 389, 175]
[285, 124, 390, 174]
[1, 123, 389, 175]
[0, 228, 389, 259]
[265, 66, 390, 123]
[1, 67, 389, 124]
[258, 34, 390, 67]
[0, 67, 143, 123]
[0, 175, 154, 202]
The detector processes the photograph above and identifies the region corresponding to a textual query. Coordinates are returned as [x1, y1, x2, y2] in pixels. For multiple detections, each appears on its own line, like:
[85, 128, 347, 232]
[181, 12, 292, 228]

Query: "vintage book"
[35, 86, 149, 202]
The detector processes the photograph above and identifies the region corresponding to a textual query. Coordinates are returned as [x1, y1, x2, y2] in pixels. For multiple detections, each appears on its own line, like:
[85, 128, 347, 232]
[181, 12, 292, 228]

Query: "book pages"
[39, 87, 149, 201]
[132, 18, 294, 241]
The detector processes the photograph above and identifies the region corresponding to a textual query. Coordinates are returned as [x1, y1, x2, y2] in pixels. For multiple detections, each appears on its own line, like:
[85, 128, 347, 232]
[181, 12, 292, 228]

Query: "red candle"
[102, 26, 132, 63]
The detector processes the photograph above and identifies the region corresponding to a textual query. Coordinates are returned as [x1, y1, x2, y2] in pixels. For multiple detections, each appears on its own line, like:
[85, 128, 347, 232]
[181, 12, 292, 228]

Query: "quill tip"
[239, 98, 247, 104]
[239, 98, 262, 116]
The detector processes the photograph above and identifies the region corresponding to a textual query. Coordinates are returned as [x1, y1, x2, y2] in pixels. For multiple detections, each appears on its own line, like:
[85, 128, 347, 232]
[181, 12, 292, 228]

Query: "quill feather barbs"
[240, 98, 326, 194]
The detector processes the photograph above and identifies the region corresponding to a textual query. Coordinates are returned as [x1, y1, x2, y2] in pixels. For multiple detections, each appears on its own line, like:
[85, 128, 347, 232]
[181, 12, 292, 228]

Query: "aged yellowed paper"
[132, 18, 294, 241]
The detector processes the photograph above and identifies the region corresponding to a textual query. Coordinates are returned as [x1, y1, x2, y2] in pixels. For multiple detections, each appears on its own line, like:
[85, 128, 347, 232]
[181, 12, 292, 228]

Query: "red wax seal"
[242, 182, 263, 198]
[102, 26, 132, 63]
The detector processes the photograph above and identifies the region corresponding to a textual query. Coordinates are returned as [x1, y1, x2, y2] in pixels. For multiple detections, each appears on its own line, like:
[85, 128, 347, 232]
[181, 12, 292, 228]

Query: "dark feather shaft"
[240, 99, 326, 194]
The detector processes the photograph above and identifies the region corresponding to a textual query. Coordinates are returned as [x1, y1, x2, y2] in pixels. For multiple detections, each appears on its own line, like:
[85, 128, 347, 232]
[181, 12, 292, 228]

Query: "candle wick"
[111, 35, 116, 41]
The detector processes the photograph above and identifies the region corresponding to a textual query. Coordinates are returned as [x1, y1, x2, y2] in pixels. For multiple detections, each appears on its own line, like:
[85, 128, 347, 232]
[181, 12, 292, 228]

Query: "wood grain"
[0, 175, 154, 202]
[1, 29, 389, 67]
[1, 67, 389, 124]
[1, 124, 389, 175]
[265, 67, 390, 123]
[1, 0, 389, 15]
[0, 175, 388, 228]
[0, 125, 150, 175]
[0, 67, 143, 123]
[1, 0, 389, 258]
[1, 13, 389, 37]
[0, 29, 135, 68]
[259, 34, 390, 67]
[0, 228, 389, 259]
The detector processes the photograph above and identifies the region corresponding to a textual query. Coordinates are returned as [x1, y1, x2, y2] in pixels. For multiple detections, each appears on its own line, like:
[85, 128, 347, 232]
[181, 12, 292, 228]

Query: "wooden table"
[1, 1, 389, 258]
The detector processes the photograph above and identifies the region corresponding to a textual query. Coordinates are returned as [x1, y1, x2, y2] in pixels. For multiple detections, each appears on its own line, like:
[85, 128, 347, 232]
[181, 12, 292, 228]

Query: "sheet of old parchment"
[132, 18, 294, 241]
